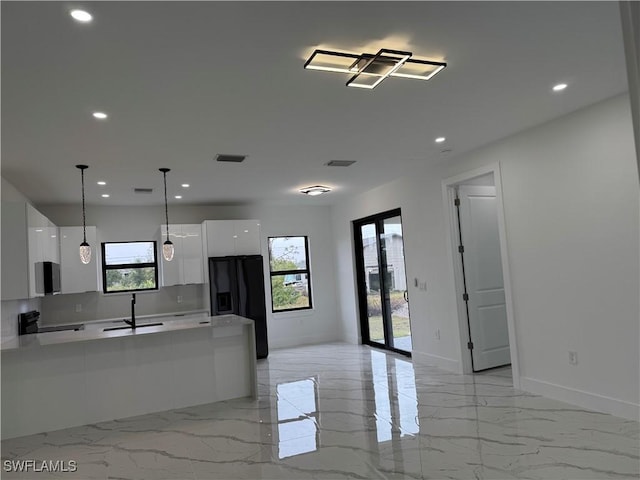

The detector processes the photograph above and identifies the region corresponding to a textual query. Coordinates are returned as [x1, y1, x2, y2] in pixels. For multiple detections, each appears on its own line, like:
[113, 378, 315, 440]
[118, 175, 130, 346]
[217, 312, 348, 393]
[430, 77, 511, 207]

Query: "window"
[101, 241, 159, 293]
[268, 236, 312, 312]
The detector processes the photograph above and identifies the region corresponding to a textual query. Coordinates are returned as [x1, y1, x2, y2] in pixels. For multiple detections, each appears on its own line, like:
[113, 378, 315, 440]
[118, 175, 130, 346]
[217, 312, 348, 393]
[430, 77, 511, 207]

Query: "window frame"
[267, 236, 313, 313]
[101, 240, 159, 294]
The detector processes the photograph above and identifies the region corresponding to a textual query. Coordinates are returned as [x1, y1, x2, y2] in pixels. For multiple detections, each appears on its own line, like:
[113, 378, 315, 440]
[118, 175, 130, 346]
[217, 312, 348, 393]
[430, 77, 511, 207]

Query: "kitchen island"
[1, 314, 257, 440]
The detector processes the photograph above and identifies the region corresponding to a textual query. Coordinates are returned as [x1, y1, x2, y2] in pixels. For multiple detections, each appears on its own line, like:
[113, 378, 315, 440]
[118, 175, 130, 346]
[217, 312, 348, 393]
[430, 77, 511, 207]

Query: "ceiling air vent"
[326, 160, 356, 167]
[216, 154, 246, 163]
[134, 188, 153, 194]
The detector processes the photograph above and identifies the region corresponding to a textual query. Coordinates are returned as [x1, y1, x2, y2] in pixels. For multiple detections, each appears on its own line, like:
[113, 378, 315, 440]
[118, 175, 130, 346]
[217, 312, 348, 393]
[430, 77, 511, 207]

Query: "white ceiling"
[1, 1, 628, 207]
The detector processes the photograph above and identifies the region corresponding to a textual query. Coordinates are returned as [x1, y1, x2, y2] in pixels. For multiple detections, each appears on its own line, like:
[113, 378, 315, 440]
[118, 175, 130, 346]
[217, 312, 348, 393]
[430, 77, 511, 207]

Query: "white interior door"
[458, 185, 510, 371]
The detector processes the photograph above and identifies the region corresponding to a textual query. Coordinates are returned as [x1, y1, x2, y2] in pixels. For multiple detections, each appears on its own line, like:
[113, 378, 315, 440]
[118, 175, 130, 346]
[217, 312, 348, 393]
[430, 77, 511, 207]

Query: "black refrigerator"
[208, 255, 269, 359]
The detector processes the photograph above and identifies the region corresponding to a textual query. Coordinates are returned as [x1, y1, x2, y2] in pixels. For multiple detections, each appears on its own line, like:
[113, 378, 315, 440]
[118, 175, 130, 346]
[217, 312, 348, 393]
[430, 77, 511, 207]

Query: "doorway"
[443, 165, 519, 385]
[353, 209, 412, 356]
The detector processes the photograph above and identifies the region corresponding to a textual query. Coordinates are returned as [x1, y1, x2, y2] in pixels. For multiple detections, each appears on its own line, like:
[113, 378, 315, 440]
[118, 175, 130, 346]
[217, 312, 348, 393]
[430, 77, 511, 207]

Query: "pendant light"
[159, 168, 174, 262]
[76, 164, 92, 264]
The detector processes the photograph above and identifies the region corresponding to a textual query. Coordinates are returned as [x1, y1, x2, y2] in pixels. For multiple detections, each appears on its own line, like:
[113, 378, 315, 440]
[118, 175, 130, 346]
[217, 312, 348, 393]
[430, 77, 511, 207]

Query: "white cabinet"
[1, 202, 58, 300]
[59, 226, 100, 294]
[47, 220, 60, 264]
[233, 220, 262, 255]
[181, 224, 205, 284]
[204, 220, 236, 256]
[1, 202, 29, 300]
[27, 205, 47, 297]
[27, 205, 58, 264]
[160, 224, 204, 286]
[26, 204, 59, 298]
[203, 220, 261, 257]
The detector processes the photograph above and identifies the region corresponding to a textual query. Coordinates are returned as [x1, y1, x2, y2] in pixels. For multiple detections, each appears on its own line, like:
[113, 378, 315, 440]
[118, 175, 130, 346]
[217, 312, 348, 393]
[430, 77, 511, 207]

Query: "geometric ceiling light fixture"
[75, 164, 92, 265]
[159, 168, 174, 262]
[304, 48, 446, 89]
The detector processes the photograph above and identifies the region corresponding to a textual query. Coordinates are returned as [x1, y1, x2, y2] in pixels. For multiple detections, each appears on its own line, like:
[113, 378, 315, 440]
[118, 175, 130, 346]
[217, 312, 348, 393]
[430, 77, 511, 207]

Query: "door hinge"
[458, 245, 464, 253]
[462, 293, 469, 302]
[454, 198, 460, 206]
[467, 341, 474, 350]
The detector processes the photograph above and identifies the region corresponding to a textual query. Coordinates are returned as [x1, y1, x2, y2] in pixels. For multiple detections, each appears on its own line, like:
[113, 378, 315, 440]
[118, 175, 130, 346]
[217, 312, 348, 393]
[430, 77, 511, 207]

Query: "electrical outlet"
[177, 295, 183, 304]
[75, 304, 82, 313]
[568, 351, 578, 365]
[435, 329, 440, 340]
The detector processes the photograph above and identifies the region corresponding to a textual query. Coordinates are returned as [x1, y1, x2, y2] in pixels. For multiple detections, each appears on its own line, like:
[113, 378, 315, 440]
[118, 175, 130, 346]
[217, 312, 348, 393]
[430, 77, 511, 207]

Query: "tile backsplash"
[39, 284, 206, 326]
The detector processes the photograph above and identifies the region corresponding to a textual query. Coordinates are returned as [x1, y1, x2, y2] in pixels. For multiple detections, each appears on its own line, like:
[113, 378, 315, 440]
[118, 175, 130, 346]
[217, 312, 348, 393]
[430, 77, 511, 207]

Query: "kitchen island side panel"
[1, 316, 256, 440]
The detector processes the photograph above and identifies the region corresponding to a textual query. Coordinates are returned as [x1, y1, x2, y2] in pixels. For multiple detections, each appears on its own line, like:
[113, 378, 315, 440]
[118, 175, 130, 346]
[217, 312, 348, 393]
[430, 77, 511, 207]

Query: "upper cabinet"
[233, 220, 262, 255]
[1, 202, 30, 300]
[202, 220, 261, 257]
[59, 226, 100, 294]
[160, 224, 205, 286]
[26, 204, 59, 298]
[1, 202, 59, 300]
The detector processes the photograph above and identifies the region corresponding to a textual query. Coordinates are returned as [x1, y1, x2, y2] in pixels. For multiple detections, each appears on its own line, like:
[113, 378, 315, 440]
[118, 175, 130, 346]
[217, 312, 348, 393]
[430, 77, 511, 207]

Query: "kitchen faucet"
[123, 293, 136, 329]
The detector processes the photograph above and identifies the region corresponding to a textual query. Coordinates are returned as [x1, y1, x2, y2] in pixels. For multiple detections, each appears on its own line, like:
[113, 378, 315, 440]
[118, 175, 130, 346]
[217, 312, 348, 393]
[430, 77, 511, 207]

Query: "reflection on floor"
[2, 343, 638, 479]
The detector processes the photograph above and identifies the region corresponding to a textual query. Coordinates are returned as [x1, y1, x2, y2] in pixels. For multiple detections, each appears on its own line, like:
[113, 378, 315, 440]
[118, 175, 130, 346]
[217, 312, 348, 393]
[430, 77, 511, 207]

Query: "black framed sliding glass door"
[354, 209, 412, 356]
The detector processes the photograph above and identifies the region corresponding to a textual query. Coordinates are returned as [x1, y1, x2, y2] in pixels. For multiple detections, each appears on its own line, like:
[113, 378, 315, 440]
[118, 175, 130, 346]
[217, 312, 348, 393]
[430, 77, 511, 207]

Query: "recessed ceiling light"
[435, 137, 446, 143]
[92, 112, 108, 120]
[174, 195, 182, 199]
[552, 83, 568, 92]
[300, 185, 331, 196]
[101, 194, 110, 198]
[70, 9, 92, 23]
[97, 181, 106, 186]
[181, 184, 190, 188]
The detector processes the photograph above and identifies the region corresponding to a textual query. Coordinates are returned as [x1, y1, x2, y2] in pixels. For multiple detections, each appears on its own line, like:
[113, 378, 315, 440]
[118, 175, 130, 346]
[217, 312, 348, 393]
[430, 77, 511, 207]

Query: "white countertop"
[1, 314, 253, 352]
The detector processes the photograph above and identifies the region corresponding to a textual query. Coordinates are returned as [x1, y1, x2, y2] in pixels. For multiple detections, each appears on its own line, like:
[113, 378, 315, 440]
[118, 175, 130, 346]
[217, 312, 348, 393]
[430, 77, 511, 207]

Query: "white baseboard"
[520, 376, 640, 421]
[412, 350, 460, 373]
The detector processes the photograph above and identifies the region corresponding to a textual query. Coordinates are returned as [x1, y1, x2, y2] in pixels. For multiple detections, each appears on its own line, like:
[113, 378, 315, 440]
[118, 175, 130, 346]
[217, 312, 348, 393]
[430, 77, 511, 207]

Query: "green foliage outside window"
[271, 259, 300, 304]
[105, 267, 156, 292]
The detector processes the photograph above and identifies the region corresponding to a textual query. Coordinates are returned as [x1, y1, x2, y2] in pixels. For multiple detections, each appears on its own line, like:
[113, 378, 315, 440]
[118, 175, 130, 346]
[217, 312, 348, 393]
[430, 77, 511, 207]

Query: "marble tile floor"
[1, 343, 638, 480]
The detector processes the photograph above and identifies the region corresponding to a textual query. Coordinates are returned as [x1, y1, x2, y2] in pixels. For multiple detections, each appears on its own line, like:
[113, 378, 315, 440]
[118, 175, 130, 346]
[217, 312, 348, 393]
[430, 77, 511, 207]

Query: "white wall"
[1, 177, 30, 203]
[331, 94, 639, 419]
[38, 203, 340, 349]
